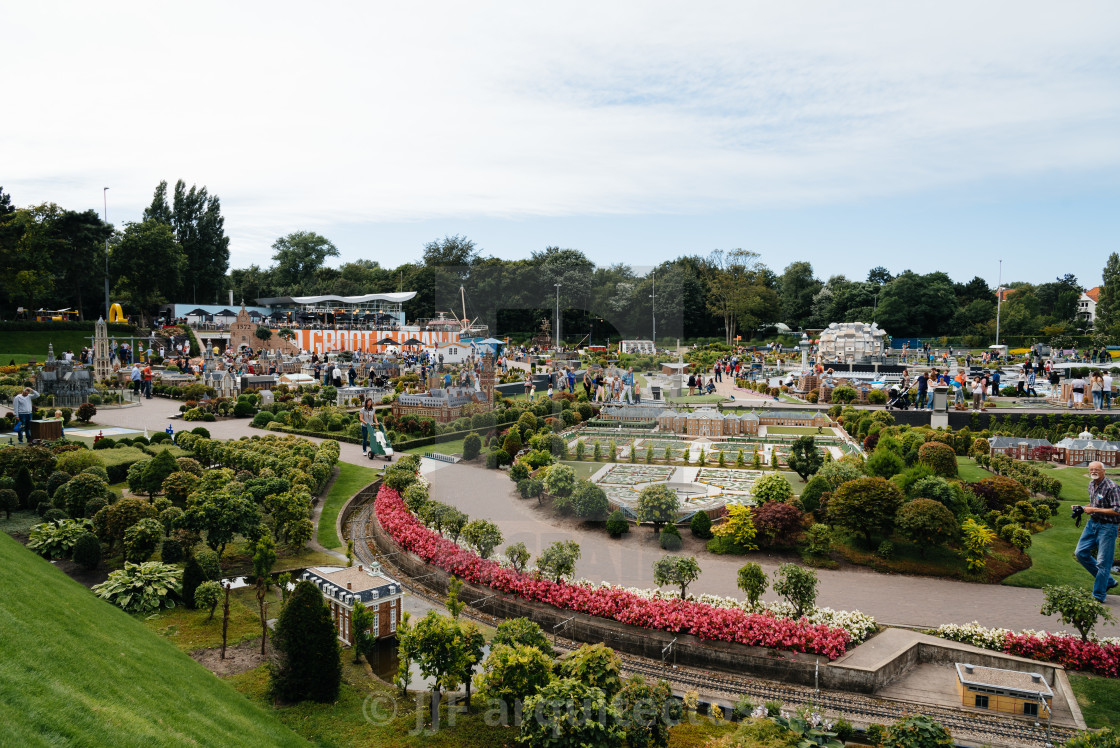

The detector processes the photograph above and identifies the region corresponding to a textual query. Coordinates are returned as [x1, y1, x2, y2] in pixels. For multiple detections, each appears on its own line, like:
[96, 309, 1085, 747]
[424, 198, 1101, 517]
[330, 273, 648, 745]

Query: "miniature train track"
[346, 499, 1073, 748]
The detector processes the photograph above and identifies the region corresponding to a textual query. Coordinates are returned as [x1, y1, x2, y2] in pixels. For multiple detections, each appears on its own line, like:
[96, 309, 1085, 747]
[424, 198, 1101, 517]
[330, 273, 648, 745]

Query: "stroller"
[886, 385, 911, 410]
[367, 424, 395, 462]
[704, 379, 716, 395]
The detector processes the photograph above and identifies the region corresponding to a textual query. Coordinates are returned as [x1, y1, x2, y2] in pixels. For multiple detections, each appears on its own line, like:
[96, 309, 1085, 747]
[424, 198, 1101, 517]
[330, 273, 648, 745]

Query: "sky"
[5, 1, 1119, 288]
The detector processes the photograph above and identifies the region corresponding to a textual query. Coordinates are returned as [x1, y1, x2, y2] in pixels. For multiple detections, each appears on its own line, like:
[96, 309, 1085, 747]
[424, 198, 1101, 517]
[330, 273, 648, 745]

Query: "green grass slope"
[0, 329, 104, 364]
[0, 532, 307, 747]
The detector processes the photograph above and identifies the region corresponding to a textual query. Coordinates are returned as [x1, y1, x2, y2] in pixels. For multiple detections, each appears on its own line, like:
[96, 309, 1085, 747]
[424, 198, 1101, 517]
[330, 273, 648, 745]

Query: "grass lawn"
[0, 509, 42, 535]
[559, 460, 602, 480]
[0, 532, 306, 746]
[317, 462, 381, 551]
[1070, 673, 1120, 729]
[765, 425, 827, 435]
[955, 456, 991, 482]
[405, 436, 467, 456]
[667, 394, 726, 406]
[0, 328, 105, 364]
[143, 585, 283, 652]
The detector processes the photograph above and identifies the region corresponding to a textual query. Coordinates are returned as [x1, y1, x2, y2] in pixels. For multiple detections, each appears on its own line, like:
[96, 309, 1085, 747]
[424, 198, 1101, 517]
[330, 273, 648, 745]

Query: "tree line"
[2, 184, 1117, 341]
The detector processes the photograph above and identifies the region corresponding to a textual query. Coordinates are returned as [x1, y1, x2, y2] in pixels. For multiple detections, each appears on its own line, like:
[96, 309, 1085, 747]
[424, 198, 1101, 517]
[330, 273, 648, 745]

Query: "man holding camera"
[1074, 461, 1120, 602]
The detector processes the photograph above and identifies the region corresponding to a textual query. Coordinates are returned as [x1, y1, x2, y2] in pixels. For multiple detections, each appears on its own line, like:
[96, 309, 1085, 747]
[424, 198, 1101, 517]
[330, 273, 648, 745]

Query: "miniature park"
[3, 289, 1120, 747]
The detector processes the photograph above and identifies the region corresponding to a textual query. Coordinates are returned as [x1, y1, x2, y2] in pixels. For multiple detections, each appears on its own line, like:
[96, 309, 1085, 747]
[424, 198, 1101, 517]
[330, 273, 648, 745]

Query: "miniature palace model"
[656, 408, 832, 437]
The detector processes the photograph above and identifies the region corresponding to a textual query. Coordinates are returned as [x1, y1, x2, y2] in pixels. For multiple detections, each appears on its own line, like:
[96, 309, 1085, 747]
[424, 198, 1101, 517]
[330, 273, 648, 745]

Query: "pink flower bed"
[1004, 632, 1120, 678]
[375, 485, 850, 659]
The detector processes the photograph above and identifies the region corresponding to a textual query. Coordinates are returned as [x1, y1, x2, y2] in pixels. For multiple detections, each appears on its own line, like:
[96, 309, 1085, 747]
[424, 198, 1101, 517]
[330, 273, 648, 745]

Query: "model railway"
[348, 500, 1073, 748]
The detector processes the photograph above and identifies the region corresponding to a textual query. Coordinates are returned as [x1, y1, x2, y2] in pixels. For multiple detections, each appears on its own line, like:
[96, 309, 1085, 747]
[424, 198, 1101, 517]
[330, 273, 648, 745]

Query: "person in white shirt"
[1105, 372, 1114, 410]
[12, 387, 38, 443]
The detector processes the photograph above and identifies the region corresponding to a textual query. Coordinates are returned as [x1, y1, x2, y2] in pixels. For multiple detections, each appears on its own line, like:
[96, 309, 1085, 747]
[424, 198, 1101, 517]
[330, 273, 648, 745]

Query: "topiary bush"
[690, 510, 713, 539]
[160, 537, 184, 564]
[486, 449, 509, 469]
[659, 524, 683, 551]
[462, 432, 482, 461]
[72, 531, 102, 570]
[123, 517, 164, 563]
[606, 510, 629, 538]
[917, 441, 958, 478]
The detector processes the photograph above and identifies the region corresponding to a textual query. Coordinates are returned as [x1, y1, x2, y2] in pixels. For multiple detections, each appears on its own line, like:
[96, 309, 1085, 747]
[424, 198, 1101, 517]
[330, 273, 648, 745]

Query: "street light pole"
[103, 187, 110, 319]
[554, 284, 561, 350]
[994, 259, 1003, 348]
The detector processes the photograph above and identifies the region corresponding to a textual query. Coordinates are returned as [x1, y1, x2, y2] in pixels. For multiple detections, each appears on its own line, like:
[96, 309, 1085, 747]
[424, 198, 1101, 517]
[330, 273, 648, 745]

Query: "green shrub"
[570, 481, 609, 519]
[123, 517, 164, 563]
[509, 461, 530, 483]
[690, 510, 713, 539]
[606, 510, 629, 537]
[463, 432, 482, 461]
[659, 524, 683, 551]
[160, 538, 184, 564]
[251, 410, 275, 428]
[72, 532, 102, 570]
[486, 449, 509, 469]
[917, 441, 958, 478]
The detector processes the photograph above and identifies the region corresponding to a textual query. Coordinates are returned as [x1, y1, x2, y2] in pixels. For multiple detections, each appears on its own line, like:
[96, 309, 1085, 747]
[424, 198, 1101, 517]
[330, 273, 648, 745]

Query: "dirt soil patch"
[191, 638, 268, 677]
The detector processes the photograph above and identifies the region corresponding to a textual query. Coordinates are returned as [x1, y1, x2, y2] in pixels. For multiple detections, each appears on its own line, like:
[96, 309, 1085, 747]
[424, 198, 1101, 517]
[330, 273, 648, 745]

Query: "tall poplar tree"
[1096, 253, 1120, 337]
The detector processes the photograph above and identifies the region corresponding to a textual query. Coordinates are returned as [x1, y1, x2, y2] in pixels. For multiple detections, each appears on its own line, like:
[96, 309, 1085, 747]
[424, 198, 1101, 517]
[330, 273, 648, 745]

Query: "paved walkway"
[88, 396, 1120, 636]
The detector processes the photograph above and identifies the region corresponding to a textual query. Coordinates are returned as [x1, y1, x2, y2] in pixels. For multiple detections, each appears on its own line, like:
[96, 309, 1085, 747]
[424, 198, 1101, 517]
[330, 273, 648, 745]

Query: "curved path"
[88, 396, 1120, 636]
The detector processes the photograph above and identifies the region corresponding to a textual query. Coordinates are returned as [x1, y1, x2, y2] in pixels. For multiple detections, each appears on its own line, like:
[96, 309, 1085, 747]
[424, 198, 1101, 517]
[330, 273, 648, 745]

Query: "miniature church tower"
[479, 353, 496, 405]
[93, 317, 112, 381]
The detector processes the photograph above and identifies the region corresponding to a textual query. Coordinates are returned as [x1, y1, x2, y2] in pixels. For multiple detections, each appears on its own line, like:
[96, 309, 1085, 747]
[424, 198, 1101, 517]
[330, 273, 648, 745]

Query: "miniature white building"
[817, 322, 888, 363]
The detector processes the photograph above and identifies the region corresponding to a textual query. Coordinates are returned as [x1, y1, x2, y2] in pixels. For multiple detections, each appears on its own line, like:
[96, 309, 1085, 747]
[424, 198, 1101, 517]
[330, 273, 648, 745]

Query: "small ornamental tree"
[752, 473, 794, 504]
[195, 580, 222, 621]
[968, 475, 1030, 512]
[653, 555, 702, 600]
[141, 450, 179, 497]
[570, 480, 610, 519]
[100, 497, 158, 551]
[895, 499, 959, 556]
[536, 539, 581, 582]
[462, 519, 503, 559]
[543, 463, 576, 498]
[737, 562, 768, 607]
[917, 442, 958, 478]
[659, 524, 683, 551]
[71, 532, 102, 570]
[123, 517, 164, 563]
[960, 518, 996, 572]
[475, 643, 555, 707]
[865, 449, 905, 480]
[752, 501, 804, 546]
[1041, 585, 1117, 642]
[0, 488, 18, 521]
[773, 563, 818, 618]
[443, 508, 468, 543]
[636, 484, 679, 534]
[351, 601, 376, 664]
[556, 642, 623, 700]
[63, 473, 109, 519]
[614, 675, 678, 748]
[509, 460, 530, 483]
[606, 510, 629, 537]
[14, 465, 35, 508]
[827, 476, 904, 548]
[504, 541, 531, 574]
[492, 617, 554, 657]
[713, 504, 758, 551]
[162, 471, 200, 504]
[787, 436, 823, 481]
[462, 432, 482, 461]
[270, 580, 342, 703]
[520, 678, 624, 748]
[804, 524, 833, 558]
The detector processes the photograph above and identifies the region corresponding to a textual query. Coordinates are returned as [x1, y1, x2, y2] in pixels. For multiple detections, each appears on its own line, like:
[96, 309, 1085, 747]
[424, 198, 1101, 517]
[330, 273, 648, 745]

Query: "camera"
[1072, 505, 1085, 527]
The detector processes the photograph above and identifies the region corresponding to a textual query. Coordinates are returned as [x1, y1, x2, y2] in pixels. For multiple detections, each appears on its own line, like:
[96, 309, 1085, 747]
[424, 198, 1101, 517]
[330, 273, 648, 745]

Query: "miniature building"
[1053, 436, 1120, 467]
[657, 408, 830, 437]
[598, 405, 669, 423]
[227, 304, 300, 356]
[619, 340, 655, 355]
[392, 386, 478, 423]
[432, 341, 470, 364]
[955, 663, 1051, 718]
[987, 437, 1055, 462]
[92, 317, 113, 381]
[302, 564, 403, 645]
[817, 322, 888, 364]
[35, 344, 94, 407]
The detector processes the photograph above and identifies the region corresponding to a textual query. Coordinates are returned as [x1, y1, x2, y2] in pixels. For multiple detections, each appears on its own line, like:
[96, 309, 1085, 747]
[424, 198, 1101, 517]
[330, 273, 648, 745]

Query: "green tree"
[752, 473, 794, 503]
[140, 449, 178, 498]
[895, 499, 959, 556]
[737, 562, 768, 607]
[63, 473, 108, 519]
[570, 480, 609, 519]
[270, 231, 340, 292]
[1097, 252, 1120, 336]
[779, 261, 822, 330]
[536, 540, 581, 582]
[614, 675, 678, 748]
[462, 519, 503, 559]
[866, 448, 905, 479]
[412, 610, 484, 728]
[195, 580, 222, 621]
[109, 219, 185, 324]
[474, 643, 554, 707]
[504, 542, 531, 575]
[787, 436, 823, 481]
[1041, 585, 1117, 642]
[543, 463, 576, 498]
[556, 642, 623, 700]
[492, 617, 554, 657]
[98, 496, 159, 551]
[653, 555, 702, 600]
[180, 486, 260, 560]
[827, 477, 904, 548]
[520, 678, 624, 748]
[269, 580, 342, 702]
[636, 484, 680, 534]
[773, 563, 818, 618]
[351, 601, 375, 664]
[146, 180, 230, 304]
[122, 517, 163, 563]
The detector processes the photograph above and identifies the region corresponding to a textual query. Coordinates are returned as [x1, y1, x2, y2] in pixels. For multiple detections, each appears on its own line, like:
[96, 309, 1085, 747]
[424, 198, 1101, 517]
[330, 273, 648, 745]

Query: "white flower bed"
[933, 620, 1120, 648]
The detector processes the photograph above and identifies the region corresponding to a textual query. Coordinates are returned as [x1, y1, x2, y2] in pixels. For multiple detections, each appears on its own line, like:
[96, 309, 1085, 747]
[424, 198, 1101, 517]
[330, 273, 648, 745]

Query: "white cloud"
[3, 1, 1118, 267]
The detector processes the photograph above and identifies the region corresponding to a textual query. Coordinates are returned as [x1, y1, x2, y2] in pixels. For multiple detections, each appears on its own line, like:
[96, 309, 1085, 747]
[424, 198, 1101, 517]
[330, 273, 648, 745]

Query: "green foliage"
[269, 580, 342, 703]
[606, 509, 630, 537]
[881, 714, 953, 748]
[787, 436, 823, 481]
[63, 472, 108, 519]
[1042, 585, 1117, 642]
[474, 643, 555, 706]
[636, 483, 680, 533]
[351, 601, 376, 664]
[92, 562, 182, 614]
[816, 459, 863, 489]
[659, 523, 683, 550]
[752, 473, 795, 504]
[486, 448, 509, 469]
[866, 448, 905, 479]
[556, 642, 623, 700]
[71, 531, 101, 570]
[690, 509, 713, 539]
[1064, 728, 1120, 748]
[917, 442, 958, 478]
[737, 562, 768, 606]
[194, 580, 222, 621]
[461, 519, 503, 559]
[27, 518, 94, 559]
[773, 563, 818, 618]
[536, 539, 581, 582]
[491, 617, 554, 657]
[960, 517, 996, 572]
[503, 541, 531, 574]
[520, 678, 624, 748]
[714, 504, 759, 551]
[895, 499, 959, 556]
[570, 480, 609, 519]
[614, 675, 677, 748]
[770, 711, 843, 748]
[462, 432, 482, 461]
[804, 523, 833, 558]
[543, 462, 576, 498]
[653, 555, 701, 599]
[509, 460, 530, 483]
[160, 538, 184, 564]
[122, 517, 164, 563]
[827, 476, 903, 548]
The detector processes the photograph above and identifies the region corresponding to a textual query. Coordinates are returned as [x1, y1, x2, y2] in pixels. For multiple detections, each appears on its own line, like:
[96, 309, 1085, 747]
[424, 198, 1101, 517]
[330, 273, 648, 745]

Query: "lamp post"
[103, 187, 110, 319]
[554, 283, 561, 350]
[995, 259, 1003, 348]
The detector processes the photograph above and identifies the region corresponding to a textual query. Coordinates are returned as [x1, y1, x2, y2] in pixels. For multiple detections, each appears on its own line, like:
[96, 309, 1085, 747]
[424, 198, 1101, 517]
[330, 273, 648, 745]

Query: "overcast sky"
[5, 1, 1119, 287]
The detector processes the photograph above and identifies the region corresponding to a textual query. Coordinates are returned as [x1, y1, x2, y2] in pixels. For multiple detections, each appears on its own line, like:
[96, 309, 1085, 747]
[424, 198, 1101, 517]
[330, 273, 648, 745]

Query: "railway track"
[347, 499, 1073, 747]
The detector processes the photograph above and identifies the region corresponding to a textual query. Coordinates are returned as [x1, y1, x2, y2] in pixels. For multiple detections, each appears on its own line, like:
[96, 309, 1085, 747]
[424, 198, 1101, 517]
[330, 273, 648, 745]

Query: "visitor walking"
[1091, 371, 1106, 411]
[358, 398, 378, 454]
[142, 363, 153, 399]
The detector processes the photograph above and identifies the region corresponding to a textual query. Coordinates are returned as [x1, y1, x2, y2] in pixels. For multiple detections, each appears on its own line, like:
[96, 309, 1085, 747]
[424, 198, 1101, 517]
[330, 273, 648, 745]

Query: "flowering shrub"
[375, 485, 851, 658]
[935, 620, 1120, 678]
